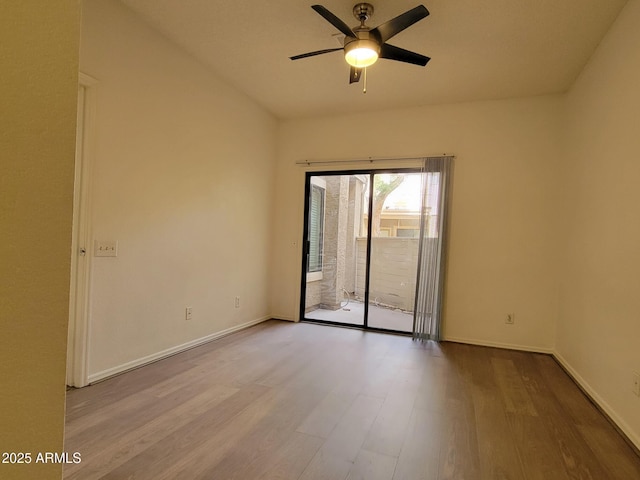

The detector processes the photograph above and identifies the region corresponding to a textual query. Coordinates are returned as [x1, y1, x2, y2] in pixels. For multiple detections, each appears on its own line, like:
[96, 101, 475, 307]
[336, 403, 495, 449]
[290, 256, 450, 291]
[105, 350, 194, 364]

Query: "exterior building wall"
[344, 177, 365, 293]
[356, 237, 420, 312]
[305, 280, 322, 311]
[319, 176, 350, 309]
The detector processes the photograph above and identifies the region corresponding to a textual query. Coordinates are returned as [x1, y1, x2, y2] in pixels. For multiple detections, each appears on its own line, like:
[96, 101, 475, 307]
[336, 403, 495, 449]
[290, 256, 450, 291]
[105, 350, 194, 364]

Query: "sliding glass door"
[367, 172, 422, 332]
[300, 160, 452, 336]
[302, 174, 369, 327]
[301, 169, 421, 333]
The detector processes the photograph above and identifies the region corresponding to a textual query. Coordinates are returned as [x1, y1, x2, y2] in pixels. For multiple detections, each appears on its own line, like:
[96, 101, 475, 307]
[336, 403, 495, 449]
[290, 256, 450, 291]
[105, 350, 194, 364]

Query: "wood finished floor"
[64, 320, 640, 480]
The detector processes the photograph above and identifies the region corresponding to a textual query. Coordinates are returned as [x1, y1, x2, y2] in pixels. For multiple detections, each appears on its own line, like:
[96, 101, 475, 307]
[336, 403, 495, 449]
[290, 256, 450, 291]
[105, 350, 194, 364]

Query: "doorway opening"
[300, 169, 425, 334]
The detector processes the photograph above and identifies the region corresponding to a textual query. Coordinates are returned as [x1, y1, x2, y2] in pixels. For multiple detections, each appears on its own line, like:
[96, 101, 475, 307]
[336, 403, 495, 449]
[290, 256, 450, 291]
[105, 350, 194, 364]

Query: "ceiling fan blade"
[290, 47, 343, 61]
[371, 5, 429, 43]
[311, 5, 356, 38]
[380, 43, 430, 66]
[349, 66, 362, 84]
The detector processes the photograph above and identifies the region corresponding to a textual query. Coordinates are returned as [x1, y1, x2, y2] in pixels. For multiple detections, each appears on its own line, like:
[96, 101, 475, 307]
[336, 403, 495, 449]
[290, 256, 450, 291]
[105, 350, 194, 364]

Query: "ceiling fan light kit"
[290, 3, 431, 90]
[344, 38, 380, 68]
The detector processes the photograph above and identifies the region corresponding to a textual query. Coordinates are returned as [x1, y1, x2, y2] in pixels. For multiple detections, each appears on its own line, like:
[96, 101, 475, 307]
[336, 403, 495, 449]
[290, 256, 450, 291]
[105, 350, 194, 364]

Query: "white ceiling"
[119, 0, 627, 119]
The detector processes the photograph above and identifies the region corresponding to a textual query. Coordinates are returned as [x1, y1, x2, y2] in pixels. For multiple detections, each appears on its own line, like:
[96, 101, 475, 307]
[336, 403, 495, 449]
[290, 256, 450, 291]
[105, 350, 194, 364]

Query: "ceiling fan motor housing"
[344, 32, 380, 55]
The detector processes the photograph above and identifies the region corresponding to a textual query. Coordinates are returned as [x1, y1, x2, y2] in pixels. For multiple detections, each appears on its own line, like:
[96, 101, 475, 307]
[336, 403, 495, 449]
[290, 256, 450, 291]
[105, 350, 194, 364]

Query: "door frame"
[66, 72, 97, 387]
[299, 167, 421, 334]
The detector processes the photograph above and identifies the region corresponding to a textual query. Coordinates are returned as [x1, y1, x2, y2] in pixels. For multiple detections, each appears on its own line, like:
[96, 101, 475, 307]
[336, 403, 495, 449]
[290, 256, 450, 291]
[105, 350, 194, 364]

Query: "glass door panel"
[367, 172, 422, 332]
[303, 174, 369, 327]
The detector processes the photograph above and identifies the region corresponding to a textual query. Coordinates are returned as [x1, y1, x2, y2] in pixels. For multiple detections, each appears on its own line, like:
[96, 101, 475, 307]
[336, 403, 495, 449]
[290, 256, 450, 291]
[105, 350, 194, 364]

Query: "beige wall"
[272, 95, 564, 353]
[0, 2, 80, 479]
[558, 0, 640, 447]
[80, 0, 277, 378]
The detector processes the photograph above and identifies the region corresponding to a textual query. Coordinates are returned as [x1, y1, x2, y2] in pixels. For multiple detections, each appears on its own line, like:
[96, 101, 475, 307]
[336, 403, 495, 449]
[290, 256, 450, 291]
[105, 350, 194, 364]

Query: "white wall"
[272, 95, 564, 352]
[558, 0, 640, 447]
[80, 0, 277, 378]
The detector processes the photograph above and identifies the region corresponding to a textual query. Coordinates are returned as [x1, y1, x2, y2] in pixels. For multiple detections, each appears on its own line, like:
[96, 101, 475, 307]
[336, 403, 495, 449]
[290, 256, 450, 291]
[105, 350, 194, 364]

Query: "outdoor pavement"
[305, 300, 413, 332]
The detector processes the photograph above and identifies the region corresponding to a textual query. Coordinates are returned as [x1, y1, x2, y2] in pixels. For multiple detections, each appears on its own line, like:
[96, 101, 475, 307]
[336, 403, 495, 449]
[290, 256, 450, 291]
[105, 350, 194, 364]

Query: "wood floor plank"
[96, 383, 271, 480]
[535, 355, 608, 428]
[392, 406, 441, 480]
[346, 449, 397, 480]
[64, 383, 239, 479]
[361, 393, 415, 458]
[255, 341, 324, 388]
[313, 394, 384, 462]
[361, 365, 421, 457]
[358, 359, 400, 399]
[296, 382, 364, 439]
[524, 355, 617, 479]
[63, 321, 640, 480]
[576, 424, 640, 480]
[504, 412, 571, 480]
[414, 353, 450, 413]
[193, 382, 328, 479]
[464, 346, 527, 480]
[300, 394, 384, 480]
[437, 360, 481, 480]
[65, 365, 231, 438]
[257, 432, 324, 480]
[491, 357, 538, 416]
[505, 353, 579, 480]
[65, 355, 197, 421]
[437, 405, 481, 480]
[296, 336, 396, 439]
[297, 449, 353, 480]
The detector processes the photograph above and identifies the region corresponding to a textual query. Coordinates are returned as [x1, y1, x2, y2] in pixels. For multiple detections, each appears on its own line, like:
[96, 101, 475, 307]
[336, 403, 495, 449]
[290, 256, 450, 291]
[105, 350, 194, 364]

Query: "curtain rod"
[295, 154, 454, 167]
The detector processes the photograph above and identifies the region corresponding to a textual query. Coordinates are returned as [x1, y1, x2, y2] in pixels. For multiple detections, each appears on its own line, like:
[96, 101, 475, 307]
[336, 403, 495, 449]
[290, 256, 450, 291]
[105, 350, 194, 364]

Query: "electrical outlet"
[235, 296, 240, 309]
[633, 372, 640, 397]
[505, 313, 515, 325]
[185, 307, 193, 321]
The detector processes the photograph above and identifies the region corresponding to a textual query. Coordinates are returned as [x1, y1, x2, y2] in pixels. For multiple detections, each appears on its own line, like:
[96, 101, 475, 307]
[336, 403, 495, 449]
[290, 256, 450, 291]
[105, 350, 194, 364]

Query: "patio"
[305, 300, 414, 333]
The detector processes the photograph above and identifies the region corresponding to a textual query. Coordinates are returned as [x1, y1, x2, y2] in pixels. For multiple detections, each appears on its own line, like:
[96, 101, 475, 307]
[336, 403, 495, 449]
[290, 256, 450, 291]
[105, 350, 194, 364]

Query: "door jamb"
[66, 72, 97, 387]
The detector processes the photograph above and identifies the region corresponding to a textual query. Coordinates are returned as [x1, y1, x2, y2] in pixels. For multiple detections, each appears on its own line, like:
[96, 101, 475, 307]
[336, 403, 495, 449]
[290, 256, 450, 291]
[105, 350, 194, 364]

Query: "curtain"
[413, 156, 453, 341]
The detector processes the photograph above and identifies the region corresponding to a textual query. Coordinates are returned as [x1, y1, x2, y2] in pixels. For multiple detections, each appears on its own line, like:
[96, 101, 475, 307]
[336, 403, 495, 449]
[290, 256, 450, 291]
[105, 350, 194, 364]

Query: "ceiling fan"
[290, 3, 431, 86]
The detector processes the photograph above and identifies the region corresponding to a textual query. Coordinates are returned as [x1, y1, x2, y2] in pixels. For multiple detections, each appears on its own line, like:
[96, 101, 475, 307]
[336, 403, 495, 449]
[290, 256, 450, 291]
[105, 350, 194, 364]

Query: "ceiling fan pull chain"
[363, 67, 367, 94]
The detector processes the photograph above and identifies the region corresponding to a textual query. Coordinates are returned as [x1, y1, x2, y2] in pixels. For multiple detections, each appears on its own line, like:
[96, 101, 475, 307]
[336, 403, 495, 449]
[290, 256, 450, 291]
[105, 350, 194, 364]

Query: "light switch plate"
[95, 240, 118, 257]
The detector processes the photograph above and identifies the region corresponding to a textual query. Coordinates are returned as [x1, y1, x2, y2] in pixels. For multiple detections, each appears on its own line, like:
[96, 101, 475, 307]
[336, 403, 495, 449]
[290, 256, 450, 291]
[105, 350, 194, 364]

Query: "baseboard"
[552, 351, 640, 453]
[443, 335, 553, 354]
[270, 314, 296, 322]
[87, 316, 270, 384]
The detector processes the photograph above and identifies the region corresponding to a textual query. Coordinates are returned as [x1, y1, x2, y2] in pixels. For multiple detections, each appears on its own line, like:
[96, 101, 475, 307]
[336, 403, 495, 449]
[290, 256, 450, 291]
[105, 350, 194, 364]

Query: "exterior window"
[308, 181, 325, 277]
[397, 228, 420, 238]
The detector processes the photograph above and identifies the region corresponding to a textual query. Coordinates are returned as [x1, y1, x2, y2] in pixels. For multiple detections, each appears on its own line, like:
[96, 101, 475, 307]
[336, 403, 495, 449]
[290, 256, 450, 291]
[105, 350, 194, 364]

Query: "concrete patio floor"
[304, 300, 413, 333]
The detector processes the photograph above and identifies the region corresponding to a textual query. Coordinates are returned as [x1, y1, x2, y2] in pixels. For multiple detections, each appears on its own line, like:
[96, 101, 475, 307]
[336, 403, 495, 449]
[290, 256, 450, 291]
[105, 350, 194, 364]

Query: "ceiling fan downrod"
[353, 3, 374, 26]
